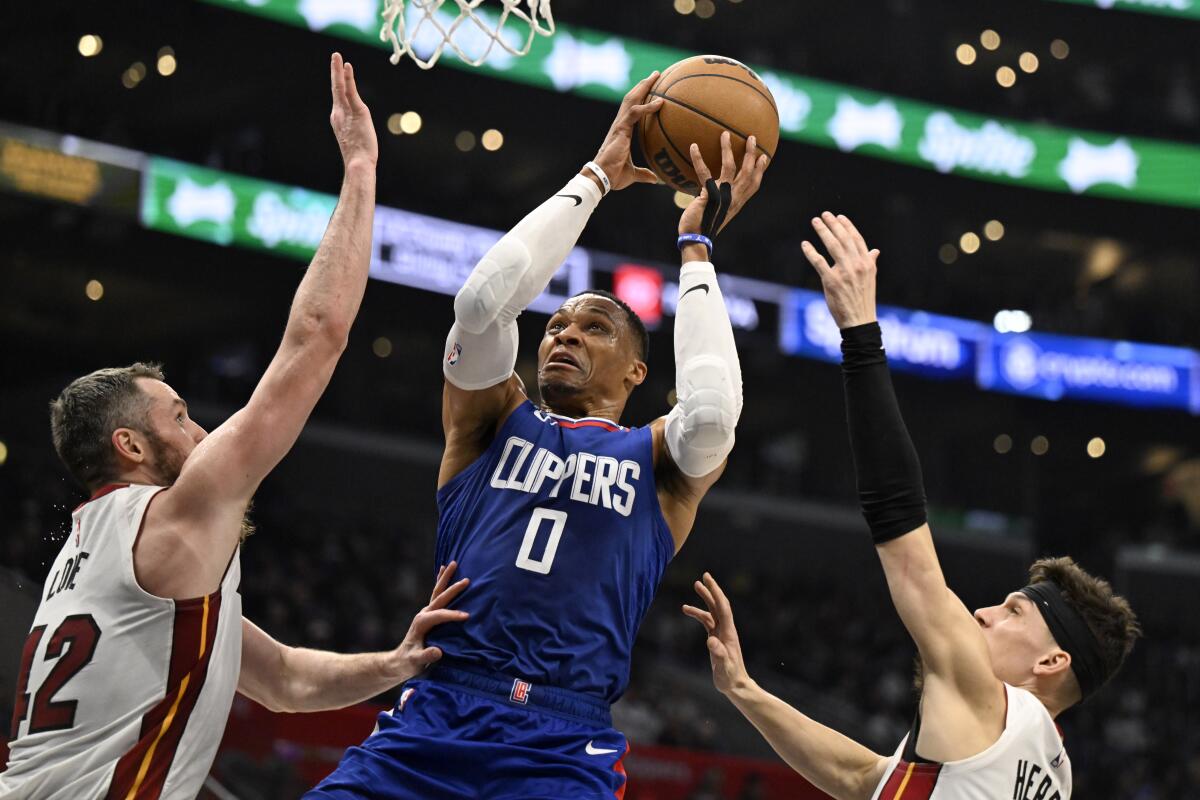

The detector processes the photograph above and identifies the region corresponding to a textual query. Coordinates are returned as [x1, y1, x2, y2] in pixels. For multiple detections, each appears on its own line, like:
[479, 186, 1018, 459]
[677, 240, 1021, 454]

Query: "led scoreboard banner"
[200, 0, 1200, 211]
[0, 122, 143, 214]
[2, 120, 1197, 414]
[140, 157, 588, 314]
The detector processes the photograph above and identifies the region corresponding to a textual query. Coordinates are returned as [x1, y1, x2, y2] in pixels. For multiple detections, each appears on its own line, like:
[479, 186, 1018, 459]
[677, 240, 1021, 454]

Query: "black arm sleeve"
[840, 322, 928, 544]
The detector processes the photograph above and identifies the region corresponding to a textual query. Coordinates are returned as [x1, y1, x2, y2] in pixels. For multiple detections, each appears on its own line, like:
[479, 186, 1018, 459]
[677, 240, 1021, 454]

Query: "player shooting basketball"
[2, 55, 471, 800]
[682, 213, 1142, 800]
[310, 72, 769, 799]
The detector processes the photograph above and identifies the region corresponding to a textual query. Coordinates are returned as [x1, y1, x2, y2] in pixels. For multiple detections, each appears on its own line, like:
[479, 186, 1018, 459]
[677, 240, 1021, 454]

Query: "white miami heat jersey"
[871, 684, 1072, 800]
[2, 483, 242, 800]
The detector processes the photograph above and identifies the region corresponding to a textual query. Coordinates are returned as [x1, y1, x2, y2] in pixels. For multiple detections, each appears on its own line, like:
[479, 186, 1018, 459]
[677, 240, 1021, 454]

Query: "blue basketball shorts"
[303, 660, 630, 800]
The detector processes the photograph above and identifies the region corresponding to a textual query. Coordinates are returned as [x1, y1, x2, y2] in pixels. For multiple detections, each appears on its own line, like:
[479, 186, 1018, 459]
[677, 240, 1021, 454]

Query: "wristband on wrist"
[583, 161, 611, 195]
[677, 233, 713, 258]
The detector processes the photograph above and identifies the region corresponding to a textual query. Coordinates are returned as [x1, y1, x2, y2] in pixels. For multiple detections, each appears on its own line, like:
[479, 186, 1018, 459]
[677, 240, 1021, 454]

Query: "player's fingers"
[330, 53, 346, 105]
[694, 579, 718, 613]
[812, 217, 846, 261]
[822, 211, 859, 255]
[719, 131, 736, 183]
[414, 608, 470, 636]
[418, 646, 443, 665]
[633, 166, 660, 185]
[836, 214, 870, 258]
[682, 604, 716, 632]
[430, 561, 455, 599]
[869, 248, 881, 260]
[343, 62, 365, 108]
[627, 97, 664, 122]
[429, 577, 470, 609]
[755, 154, 770, 182]
[689, 144, 713, 184]
[707, 636, 730, 661]
[702, 572, 734, 620]
[739, 136, 758, 176]
[623, 71, 660, 106]
[800, 241, 832, 276]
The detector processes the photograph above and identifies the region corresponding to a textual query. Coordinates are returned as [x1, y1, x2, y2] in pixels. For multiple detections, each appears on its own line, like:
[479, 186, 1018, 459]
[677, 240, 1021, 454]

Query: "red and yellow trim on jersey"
[106, 591, 223, 800]
[878, 759, 943, 799]
[612, 741, 631, 800]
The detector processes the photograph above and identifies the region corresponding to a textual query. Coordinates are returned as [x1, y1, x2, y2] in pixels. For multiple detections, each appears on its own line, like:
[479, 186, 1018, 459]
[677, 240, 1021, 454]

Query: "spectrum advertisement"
[780, 291, 1200, 413]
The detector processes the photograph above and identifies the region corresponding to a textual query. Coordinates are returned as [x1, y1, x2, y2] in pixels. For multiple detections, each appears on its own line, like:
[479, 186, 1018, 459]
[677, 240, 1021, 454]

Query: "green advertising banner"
[1050, 0, 1200, 20]
[200, 0, 1200, 210]
[141, 157, 337, 260]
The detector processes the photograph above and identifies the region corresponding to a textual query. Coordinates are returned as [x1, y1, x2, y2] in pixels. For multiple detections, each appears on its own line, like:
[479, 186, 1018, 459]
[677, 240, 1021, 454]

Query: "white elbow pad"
[453, 237, 532, 335]
[443, 320, 519, 391]
[666, 354, 741, 478]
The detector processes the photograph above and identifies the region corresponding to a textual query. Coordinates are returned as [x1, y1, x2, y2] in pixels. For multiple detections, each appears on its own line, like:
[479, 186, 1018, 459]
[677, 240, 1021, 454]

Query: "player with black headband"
[682, 213, 1141, 800]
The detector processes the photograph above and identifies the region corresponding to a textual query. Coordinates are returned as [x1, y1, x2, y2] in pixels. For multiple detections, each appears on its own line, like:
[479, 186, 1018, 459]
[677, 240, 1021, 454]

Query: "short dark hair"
[570, 289, 649, 362]
[1028, 556, 1141, 696]
[50, 363, 165, 491]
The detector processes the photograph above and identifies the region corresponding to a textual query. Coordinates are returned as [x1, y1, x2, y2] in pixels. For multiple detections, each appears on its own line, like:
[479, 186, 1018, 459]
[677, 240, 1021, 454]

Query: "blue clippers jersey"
[431, 400, 675, 704]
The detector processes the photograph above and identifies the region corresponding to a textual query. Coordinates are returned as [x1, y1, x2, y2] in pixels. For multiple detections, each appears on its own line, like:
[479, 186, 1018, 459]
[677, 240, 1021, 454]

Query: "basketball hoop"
[380, 0, 555, 71]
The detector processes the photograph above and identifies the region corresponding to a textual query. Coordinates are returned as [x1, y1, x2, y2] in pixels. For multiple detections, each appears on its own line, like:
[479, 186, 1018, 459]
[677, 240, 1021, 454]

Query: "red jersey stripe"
[106, 591, 222, 800]
[880, 759, 943, 799]
[555, 419, 625, 431]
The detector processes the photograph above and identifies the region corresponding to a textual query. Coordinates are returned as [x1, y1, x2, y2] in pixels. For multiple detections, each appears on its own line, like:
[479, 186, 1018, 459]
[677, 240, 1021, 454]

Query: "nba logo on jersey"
[509, 679, 531, 705]
[446, 342, 462, 366]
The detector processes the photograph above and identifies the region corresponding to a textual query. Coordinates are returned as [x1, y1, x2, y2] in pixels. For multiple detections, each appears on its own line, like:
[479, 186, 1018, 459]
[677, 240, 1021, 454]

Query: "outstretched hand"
[682, 572, 752, 696]
[800, 212, 879, 330]
[390, 561, 470, 681]
[329, 52, 378, 169]
[678, 131, 769, 237]
[589, 72, 665, 192]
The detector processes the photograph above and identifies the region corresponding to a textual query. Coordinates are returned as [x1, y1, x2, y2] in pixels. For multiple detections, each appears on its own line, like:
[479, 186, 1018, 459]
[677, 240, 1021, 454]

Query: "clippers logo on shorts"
[446, 342, 462, 366]
[509, 679, 531, 705]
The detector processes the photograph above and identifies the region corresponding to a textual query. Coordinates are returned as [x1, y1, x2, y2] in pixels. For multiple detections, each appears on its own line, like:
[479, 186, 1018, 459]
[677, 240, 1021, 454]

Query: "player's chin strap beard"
[1020, 580, 1109, 701]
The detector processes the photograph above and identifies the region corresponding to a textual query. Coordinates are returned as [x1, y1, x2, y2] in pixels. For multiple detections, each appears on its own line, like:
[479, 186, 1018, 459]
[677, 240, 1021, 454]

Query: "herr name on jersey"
[490, 435, 640, 517]
[1014, 758, 1065, 800]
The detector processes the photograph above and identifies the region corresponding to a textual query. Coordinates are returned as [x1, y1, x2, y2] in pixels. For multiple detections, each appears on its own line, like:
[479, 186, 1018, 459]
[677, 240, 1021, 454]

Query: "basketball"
[638, 55, 780, 195]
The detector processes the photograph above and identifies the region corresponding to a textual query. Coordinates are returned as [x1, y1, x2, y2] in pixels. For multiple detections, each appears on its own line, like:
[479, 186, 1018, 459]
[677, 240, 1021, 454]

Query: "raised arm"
[438, 74, 664, 487]
[800, 214, 1002, 723]
[138, 54, 378, 598]
[238, 563, 469, 713]
[683, 573, 887, 800]
[653, 134, 766, 549]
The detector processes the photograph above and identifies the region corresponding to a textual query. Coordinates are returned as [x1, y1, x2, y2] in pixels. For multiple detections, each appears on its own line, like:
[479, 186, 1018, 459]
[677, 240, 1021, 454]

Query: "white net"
[379, 0, 556, 71]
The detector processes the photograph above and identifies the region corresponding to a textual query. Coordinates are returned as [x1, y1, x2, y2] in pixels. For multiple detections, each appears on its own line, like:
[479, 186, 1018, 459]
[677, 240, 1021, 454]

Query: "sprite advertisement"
[201, 0, 1200, 210]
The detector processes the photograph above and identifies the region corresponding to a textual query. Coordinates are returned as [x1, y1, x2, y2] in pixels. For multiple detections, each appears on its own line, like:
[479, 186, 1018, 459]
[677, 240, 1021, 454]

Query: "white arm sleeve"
[665, 261, 744, 478]
[444, 173, 602, 390]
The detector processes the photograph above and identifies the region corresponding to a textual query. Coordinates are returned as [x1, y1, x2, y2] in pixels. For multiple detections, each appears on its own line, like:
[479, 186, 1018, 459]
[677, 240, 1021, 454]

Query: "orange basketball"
[638, 55, 780, 196]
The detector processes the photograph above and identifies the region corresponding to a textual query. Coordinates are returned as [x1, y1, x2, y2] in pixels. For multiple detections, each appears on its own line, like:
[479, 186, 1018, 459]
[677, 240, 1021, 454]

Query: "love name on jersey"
[1013, 758, 1064, 800]
[45, 551, 90, 601]
[490, 436, 639, 517]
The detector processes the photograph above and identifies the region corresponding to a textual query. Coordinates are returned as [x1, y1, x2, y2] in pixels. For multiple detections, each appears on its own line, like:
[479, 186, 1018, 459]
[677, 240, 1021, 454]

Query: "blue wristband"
[677, 233, 713, 258]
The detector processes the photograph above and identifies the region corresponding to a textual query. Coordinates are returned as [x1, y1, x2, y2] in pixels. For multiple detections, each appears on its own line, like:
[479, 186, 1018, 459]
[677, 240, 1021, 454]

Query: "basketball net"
[379, 0, 555, 70]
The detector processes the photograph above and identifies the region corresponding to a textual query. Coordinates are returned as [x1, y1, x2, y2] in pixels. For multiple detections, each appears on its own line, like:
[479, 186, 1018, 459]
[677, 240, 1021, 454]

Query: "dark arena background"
[2, 1, 1199, 798]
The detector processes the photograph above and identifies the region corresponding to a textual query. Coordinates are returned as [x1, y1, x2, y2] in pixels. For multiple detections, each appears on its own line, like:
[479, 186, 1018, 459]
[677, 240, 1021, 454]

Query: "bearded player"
[682, 213, 1141, 800]
[2, 55, 471, 800]
[309, 73, 769, 799]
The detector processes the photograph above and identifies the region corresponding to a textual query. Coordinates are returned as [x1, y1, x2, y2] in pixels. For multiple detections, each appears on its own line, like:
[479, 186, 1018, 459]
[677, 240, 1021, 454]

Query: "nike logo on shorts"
[556, 194, 583, 206]
[679, 283, 710, 300]
[585, 740, 619, 755]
